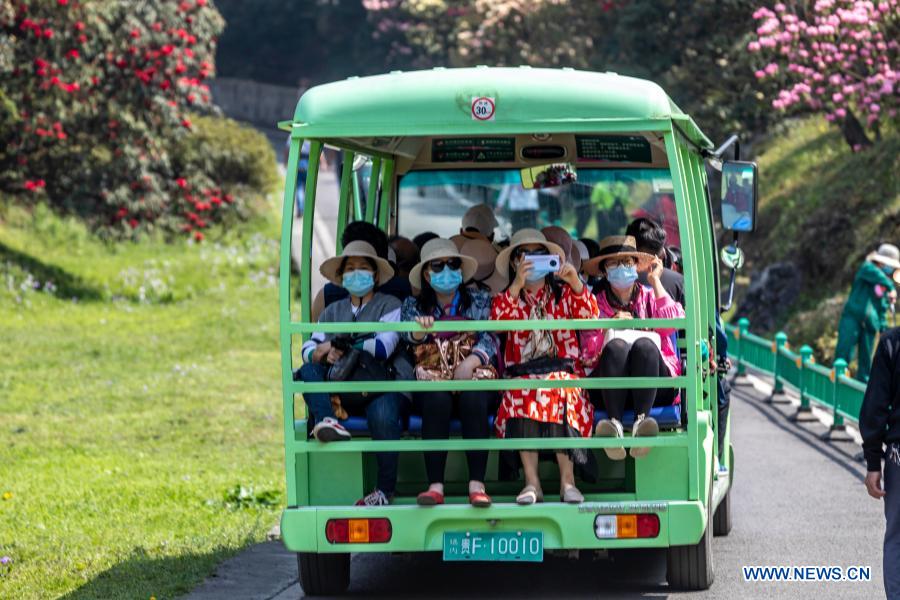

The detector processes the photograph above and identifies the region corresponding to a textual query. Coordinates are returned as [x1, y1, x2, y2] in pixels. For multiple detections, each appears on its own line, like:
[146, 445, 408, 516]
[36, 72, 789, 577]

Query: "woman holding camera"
[298, 241, 411, 507]
[581, 235, 685, 461]
[401, 238, 498, 507]
[491, 229, 600, 505]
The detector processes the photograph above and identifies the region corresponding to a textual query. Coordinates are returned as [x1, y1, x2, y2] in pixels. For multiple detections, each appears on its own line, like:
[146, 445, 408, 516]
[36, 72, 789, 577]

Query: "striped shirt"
[301, 292, 402, 364]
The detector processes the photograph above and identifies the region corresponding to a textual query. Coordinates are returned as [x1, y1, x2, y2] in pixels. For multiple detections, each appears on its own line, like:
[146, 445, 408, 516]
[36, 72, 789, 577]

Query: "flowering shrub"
[748, 0, 899, 149]
[0, 0, 267, 239]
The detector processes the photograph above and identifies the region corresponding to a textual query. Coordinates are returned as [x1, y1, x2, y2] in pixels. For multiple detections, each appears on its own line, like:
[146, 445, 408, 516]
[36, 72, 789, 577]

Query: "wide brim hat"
[495, 228, 565, 277]
[409, 237, 479, 290]
[320, 240, 394, 287]
[583, 235, 655, 276]
[451, 229, 490, 250]
[870, 243, 900, 270]
[460, 237, 507, 294]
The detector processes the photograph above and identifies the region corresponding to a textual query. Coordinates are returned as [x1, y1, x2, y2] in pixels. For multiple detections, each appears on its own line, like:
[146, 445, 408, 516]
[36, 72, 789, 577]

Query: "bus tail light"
[594, 514, 660, 539]
[326, 518, 392, 544]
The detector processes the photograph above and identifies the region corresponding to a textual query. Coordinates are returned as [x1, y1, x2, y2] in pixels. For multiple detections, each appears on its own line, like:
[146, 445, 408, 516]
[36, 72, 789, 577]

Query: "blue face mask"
[430, 267, 463, 295]
[342, 269, 375, 297]
[607, 265, 638, 289]
[882, 265, 895, 276]
[526, 266, 554, 283]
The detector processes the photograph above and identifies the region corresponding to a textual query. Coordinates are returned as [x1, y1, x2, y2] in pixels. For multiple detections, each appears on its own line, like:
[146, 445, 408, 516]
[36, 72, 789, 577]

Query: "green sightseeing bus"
[277, 67, 754, 595]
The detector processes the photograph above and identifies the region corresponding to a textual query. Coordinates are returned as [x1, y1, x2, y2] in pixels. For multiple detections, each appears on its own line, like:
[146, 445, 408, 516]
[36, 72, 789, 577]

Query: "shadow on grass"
[0, 240, 104, 300]
[57, 545, 240, 600]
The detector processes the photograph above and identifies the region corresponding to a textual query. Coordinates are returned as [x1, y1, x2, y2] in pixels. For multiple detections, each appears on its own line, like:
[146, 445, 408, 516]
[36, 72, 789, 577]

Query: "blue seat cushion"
[406, 415, 495, 435]
[593, 403, 681, 429]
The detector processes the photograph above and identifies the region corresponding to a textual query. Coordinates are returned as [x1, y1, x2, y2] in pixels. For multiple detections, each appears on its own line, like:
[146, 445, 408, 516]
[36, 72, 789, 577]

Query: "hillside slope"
[738, 118, 900, 360]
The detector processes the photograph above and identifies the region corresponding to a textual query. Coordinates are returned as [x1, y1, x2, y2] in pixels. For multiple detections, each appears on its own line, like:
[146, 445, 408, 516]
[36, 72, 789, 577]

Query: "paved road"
[185, 372, 887, 599]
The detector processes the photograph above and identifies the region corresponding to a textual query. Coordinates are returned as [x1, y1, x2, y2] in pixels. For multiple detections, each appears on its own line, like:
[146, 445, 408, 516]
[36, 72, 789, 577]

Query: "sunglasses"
[428, 257, 463, 273]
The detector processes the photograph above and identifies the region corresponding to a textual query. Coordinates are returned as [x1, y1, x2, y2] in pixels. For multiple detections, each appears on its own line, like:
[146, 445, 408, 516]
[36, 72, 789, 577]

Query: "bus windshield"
[398, 168, 678, 245]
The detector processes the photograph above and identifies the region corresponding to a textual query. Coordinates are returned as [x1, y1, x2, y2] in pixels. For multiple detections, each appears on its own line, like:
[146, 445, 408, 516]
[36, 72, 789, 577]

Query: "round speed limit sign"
[471, 97, 495, 121]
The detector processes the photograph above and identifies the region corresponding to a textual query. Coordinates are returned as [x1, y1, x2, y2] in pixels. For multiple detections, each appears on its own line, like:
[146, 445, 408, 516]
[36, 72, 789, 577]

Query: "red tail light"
[325, 518, 392, 544]
[636, 513, 660, 538]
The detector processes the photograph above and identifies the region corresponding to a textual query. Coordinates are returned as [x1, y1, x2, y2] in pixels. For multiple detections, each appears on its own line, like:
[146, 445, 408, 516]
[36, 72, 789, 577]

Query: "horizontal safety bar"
[293, 434, 689, 453]
[288, 376, 687, 394]
[287, 318, 688, 334]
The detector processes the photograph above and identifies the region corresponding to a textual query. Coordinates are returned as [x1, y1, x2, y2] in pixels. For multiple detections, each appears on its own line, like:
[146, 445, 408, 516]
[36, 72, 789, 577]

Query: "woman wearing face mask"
[581, 235, 685, 460]
[402, 238, 498, 507]
[491, 229, 600, 505]
[299, 241, 411, 507]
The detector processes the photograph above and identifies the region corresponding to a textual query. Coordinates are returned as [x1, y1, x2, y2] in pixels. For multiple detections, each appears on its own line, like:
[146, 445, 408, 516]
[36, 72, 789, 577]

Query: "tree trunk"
[839, 108, 873, 150]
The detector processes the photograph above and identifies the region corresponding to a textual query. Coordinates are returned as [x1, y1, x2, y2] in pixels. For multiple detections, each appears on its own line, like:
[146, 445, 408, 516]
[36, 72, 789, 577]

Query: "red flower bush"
[0, 0, 255, 240]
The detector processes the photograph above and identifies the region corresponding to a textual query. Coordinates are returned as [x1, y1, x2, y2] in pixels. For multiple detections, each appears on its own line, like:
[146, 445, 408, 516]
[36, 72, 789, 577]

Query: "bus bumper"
[281, 500, 706, 553]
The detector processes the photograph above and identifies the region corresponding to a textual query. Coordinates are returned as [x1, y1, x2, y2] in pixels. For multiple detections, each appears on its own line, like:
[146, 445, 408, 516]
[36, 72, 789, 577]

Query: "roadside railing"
[724, 318, 867, 437]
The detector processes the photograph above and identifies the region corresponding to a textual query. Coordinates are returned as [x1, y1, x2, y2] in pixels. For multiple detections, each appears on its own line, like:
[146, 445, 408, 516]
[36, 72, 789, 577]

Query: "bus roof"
[281, 67, 713, 149]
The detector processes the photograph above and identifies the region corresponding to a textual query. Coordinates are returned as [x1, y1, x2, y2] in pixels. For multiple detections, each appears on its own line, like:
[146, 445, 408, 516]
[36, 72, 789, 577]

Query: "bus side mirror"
[719, 161, 758, 233]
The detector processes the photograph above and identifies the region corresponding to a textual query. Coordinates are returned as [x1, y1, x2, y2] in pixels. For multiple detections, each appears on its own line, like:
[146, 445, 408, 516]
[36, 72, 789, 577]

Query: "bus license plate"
[442, 531, 543, 562]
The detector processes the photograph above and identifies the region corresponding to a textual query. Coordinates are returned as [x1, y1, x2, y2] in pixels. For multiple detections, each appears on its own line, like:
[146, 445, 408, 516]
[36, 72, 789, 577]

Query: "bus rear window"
[398, 168, 678, 247]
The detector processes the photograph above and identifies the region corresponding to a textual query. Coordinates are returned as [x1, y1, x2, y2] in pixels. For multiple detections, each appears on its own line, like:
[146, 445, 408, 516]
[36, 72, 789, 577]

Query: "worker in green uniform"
[835, 244, 900, 382]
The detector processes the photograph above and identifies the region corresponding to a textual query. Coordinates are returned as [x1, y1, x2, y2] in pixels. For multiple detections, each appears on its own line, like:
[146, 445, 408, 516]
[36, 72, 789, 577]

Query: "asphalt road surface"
[186, 371, 887, 600]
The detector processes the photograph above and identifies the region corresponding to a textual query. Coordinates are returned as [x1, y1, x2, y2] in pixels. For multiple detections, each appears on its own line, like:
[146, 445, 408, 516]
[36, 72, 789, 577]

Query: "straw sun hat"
[869, 243, 900, 270]
[319, 240, 394, 286]
[583, 235, 655, 276]
[494, 228, 565, 276]
[459, 237, 507, 293]
[409, 237, 478, 290]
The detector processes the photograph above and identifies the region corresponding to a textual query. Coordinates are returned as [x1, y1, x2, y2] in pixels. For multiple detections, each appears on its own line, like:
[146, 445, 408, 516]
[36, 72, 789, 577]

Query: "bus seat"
[406, 414, 496, 435]
[592, 403, 681, 429]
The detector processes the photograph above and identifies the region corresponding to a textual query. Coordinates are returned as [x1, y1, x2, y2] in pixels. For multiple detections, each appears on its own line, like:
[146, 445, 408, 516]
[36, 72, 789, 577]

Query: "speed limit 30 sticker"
[471, 97, 495, 121]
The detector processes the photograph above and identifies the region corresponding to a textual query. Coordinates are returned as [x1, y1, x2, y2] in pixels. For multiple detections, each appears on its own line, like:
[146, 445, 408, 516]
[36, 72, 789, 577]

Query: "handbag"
[327, 345, 396, 408]
[519, 296, 556, 363]
[415, 331, 498, 381]
[505, 356, 575, 378]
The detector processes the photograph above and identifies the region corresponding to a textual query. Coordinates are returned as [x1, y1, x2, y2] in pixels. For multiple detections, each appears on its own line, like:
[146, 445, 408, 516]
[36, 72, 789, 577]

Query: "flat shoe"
[469, 490, 492, 508]
[560, 486, 584, 504]
[416, 490, 444, 506]
[595, 419, 626, 461]
[630, 416, 659, 459]
[516, 485, 543, 505]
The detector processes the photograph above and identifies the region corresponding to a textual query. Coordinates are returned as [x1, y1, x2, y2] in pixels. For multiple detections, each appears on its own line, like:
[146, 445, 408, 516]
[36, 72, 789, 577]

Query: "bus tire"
[713, 488, 732, 537]
[714, 443, 734, 537]
[297, 552, 350, 596]
[666, 483, 714, 590]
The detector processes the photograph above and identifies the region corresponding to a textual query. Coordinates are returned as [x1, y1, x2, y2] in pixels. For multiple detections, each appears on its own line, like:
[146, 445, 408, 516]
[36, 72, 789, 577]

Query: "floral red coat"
[491, 284, 600, 438]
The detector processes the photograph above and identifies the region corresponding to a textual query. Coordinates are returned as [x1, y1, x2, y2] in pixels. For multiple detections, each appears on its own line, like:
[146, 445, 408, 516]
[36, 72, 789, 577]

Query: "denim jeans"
[885, 444, 900, 600]
[298, 361, 404, 495]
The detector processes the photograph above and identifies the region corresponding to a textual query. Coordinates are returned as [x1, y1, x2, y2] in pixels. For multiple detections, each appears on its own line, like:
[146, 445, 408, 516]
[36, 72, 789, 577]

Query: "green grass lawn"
[0, 203, 288, 599]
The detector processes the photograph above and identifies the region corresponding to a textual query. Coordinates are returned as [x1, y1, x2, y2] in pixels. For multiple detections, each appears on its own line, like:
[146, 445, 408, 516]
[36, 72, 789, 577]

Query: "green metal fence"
[724, 318, 866, 430]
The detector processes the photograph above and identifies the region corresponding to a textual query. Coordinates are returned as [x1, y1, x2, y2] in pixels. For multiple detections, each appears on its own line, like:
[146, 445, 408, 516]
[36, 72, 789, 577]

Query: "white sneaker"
[630, 414, 658, 459]
[595, 418, 626, 461]
[356, 489, 391, 506]
[312, 417, 351, 442]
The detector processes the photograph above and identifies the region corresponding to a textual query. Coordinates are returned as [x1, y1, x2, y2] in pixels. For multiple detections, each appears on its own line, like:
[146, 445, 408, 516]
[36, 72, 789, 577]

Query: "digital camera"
[525, 254, 561, 273]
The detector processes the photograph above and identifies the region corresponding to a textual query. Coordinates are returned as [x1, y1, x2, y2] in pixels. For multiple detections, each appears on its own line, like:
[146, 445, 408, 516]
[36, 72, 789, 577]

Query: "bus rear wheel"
[714, 443, 734, 537]
[297, 552, 350, 596]
[666, 482, 714, 590]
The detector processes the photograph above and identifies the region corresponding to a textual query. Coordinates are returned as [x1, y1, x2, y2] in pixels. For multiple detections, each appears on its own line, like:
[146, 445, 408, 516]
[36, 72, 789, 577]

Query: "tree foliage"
[748, 0, 899, 150]
[0, 0, 267, 240]
[362, 0, 779, 143]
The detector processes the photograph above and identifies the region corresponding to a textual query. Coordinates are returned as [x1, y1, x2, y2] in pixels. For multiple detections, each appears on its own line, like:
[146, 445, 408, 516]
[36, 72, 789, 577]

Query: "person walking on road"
[835, 244, 900, 382]
[860, 328, 900, 599]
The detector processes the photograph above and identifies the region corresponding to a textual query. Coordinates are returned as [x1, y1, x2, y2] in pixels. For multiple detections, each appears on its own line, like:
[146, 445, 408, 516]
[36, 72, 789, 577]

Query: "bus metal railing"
[725, 317, 866, 432]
